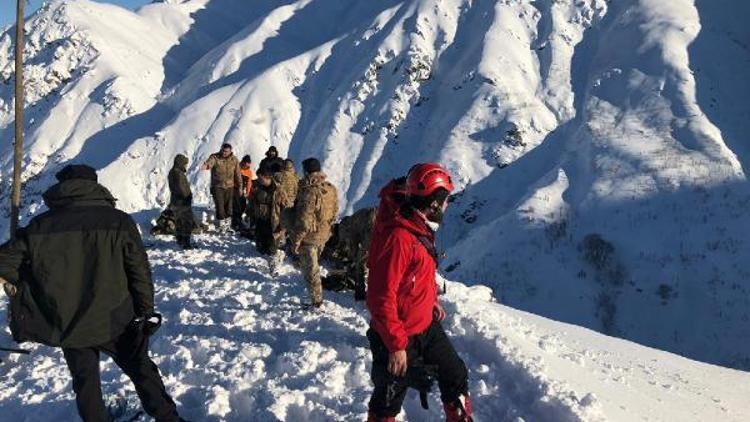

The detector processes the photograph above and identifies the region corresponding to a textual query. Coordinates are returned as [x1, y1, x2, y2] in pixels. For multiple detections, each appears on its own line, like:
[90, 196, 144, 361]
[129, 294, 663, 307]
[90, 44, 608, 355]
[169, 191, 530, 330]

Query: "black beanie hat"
[302, 158, 321, 174]
[56, 164, 98, 182]
[241, 155, 252, 164]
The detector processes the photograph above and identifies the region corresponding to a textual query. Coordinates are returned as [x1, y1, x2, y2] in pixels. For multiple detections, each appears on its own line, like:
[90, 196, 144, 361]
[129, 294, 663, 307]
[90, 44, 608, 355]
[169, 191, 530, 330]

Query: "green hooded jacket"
[0, 179, 154, 348]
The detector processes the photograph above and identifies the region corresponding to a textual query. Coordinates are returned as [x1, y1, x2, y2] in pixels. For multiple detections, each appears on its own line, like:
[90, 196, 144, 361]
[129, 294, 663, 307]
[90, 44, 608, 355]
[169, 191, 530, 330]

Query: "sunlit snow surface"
[2, 234, 749, 421]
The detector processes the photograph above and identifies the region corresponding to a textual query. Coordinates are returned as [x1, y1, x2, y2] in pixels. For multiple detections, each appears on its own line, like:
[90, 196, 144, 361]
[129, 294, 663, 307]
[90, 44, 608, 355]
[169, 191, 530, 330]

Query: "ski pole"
[0, 346, 30, 354]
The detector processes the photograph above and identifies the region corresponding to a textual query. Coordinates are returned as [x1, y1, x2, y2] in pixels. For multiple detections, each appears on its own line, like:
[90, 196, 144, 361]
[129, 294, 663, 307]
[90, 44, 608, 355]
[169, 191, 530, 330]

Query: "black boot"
[177, 235, 193, 250]
[354, 287, 366, 301]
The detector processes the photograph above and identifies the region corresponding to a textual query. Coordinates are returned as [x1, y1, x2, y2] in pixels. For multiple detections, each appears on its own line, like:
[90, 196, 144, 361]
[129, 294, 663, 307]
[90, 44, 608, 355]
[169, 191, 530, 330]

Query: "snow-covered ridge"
[1, 0, 749, 370]
[2, 236, 749, 421]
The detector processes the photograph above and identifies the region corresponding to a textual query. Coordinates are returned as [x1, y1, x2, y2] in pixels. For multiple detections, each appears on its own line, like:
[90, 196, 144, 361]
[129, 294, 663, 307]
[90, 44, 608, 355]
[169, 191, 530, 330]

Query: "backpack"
[150, 209, 177, 235]
[315, 181, 339, 233]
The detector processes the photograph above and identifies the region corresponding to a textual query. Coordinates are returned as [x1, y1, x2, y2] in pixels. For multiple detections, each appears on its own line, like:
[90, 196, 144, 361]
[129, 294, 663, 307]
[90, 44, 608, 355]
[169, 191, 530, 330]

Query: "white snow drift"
[2, 235, 749, 421]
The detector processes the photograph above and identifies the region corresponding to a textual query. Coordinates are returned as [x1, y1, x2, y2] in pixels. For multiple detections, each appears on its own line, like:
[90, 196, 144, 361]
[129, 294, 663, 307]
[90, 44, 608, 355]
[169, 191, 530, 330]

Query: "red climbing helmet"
[406, 163, 455, 197]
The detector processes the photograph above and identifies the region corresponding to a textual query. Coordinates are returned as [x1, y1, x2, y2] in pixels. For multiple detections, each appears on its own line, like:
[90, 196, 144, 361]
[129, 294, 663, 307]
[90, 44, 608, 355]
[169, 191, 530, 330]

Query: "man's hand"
[202, 162, 210, 171]
[434, 301, 446, 322]
[0, 277, 16, 297]
[388, 350, 408, 377]
[291, 242, 301, 255]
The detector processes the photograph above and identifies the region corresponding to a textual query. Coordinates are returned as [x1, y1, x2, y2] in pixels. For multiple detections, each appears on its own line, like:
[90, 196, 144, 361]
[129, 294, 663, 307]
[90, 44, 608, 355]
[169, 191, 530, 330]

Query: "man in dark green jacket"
[169, 154, 194, 249]
[0, 165, 182, 422]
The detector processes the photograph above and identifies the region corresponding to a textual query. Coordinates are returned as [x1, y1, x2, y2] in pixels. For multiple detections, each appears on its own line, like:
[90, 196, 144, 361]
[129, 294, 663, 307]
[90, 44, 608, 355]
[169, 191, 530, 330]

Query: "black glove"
[133, 313, 162, 336]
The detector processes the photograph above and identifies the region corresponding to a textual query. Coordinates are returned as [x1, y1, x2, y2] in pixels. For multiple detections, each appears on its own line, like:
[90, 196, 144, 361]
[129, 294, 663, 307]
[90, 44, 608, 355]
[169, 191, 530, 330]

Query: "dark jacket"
[247, 182, 281, 229]
[0, 179, 154, 348]
[259, 156, 284, 174]
[168, 154, 192, 207]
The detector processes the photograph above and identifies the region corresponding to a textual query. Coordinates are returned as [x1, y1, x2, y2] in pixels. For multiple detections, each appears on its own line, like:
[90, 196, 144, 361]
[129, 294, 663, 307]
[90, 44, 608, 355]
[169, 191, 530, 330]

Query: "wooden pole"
[10, 0, 25, 239]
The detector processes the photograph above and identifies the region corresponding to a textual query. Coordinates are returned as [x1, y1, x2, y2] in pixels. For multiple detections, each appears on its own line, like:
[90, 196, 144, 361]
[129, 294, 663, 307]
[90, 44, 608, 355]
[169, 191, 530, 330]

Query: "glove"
[133, 313, 162, 336]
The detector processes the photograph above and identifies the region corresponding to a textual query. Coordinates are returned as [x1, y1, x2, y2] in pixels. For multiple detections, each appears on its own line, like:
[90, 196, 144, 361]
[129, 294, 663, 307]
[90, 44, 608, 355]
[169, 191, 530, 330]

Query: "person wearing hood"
[365, 163, 472, 422]
[202, 143, 242, 232]
[289, 158, 339, 308]
[169, 154, 194, 249]
[259, 146, 285, 174]
[0, 165, 183, 422]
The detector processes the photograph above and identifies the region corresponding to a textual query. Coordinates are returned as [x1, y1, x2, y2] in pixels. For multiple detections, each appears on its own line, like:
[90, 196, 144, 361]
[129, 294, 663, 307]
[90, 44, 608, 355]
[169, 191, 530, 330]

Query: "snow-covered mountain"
[1, 0, 749, 374]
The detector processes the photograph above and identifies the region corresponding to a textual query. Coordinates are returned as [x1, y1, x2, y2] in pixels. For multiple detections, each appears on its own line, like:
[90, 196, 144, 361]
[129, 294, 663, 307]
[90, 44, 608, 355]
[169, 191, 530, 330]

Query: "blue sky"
[1, 0, 150, 28]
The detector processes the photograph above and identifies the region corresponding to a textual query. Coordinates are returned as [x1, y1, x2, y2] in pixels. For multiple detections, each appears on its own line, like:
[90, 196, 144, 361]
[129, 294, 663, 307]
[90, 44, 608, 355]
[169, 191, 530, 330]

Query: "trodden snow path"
[1, 234, 750, 421]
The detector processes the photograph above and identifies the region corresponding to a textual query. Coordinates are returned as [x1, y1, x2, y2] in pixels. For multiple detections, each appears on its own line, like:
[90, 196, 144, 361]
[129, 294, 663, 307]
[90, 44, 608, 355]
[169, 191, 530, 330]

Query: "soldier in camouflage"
[275, 159, 300, 246]
[247, 168, 285, 275]
[290, 158, 339, 308]
[337, 207, 377, 300]
[202, 143, 242, 232]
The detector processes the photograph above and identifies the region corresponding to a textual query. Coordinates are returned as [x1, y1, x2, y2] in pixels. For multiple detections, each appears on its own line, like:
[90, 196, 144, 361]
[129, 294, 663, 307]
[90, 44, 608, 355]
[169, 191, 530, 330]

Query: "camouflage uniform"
[247, 181, 283, 256]
[337, 207, 376, 300]
[290, 172, 339, 305]
[274, 162, 299, 242]
[204, 152, 242, 223]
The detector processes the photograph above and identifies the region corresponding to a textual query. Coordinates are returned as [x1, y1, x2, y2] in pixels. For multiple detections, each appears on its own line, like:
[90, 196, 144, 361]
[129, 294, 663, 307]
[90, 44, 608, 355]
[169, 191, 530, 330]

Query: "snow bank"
[2, 235, 749, 421]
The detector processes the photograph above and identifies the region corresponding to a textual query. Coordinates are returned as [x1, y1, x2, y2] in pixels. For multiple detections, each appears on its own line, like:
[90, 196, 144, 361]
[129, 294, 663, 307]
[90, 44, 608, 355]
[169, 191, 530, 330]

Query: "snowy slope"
[1, 0, 750, 370]
[2, 235, 749, 422]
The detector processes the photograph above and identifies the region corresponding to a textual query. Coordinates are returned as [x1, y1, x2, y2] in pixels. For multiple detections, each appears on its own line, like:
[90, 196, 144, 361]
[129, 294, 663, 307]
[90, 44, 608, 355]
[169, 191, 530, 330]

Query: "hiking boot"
[354, 287, 366, 301]
[302, 301, 324, 311]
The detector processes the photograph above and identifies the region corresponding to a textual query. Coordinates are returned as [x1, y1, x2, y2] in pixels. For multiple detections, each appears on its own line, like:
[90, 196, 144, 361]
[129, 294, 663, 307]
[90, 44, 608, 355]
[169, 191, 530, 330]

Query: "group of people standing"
[168, 143, 338, 309]
[0, 154, 472, 421]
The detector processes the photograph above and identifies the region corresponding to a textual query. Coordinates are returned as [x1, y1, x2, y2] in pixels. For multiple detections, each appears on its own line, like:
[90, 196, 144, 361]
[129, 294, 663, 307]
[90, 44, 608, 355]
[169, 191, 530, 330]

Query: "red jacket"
[367, 207, 438, 352]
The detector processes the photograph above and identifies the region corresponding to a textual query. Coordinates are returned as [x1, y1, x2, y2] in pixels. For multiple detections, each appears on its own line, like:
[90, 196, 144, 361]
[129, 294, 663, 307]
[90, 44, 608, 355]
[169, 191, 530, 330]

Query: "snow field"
[3, 232, 749, 421]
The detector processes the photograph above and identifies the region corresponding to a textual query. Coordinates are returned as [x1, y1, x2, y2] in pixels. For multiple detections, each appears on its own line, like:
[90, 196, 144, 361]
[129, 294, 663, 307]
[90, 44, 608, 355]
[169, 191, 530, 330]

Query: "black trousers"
[171, 204, 193, 237]
[232, 195, 247, 229]
[211, 187, 234, 220]
[62, 324, 179, 422]
[255, 219, 278, 256]
[368, 319, 468, 417]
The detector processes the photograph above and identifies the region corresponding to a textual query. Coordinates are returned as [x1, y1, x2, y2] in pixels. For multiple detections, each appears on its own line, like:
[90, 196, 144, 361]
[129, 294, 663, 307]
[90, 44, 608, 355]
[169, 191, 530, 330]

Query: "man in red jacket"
[366, 163, 472, 422]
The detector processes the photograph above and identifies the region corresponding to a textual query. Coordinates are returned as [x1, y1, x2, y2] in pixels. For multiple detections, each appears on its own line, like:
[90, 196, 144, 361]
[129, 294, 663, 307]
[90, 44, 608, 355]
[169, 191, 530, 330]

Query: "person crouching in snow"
[247, 167, 284, 275]
[366, 163, 472, 422]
